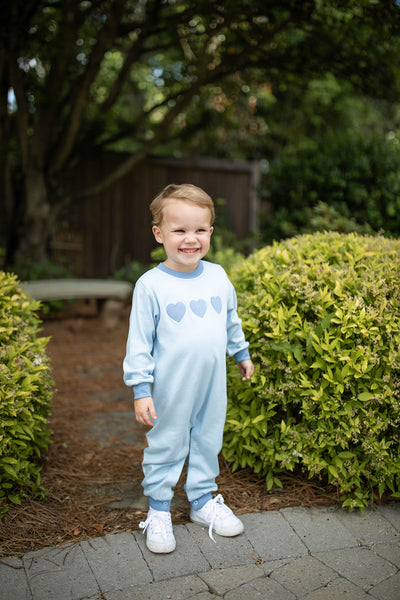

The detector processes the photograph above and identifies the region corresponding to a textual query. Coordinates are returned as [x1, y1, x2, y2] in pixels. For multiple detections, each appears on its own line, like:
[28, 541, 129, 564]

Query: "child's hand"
[134, 396, 157, 427]
[238, 359, 254, 381]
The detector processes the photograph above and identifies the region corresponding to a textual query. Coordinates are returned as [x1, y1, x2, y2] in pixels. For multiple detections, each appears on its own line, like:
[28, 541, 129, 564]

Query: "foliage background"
[262, 132, 400, 243]
[2, 0, 400, 270]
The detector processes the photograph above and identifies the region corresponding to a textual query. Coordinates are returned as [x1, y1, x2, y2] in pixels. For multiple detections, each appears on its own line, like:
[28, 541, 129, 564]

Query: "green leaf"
[252, 415, 264, 424]
[266, 471, 274, 490]
[2, 464, 18, 478]
[358, 392, 374, 402]
[7, 494, 22, 505]
[320, 313, 335, 330]
[328, 464, 338, 478]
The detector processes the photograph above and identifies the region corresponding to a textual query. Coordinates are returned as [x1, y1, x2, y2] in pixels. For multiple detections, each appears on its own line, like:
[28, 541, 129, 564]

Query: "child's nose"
[184, 231, 196, 242]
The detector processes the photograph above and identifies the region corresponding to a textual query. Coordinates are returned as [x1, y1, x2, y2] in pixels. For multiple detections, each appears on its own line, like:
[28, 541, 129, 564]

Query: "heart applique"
[190, 299, 207, 318]
[166, 302, 186, 322]
[211, 296, 222, 314]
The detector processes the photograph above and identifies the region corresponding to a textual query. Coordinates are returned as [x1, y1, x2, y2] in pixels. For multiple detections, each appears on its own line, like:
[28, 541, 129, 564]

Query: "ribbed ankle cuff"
[149, 498, 171, 512]
[190, 492, 213, 511]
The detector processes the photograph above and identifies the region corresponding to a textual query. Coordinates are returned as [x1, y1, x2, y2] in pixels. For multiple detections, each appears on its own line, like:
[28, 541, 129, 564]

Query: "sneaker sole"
[146, 538, 176, 553]
[190, 516, 244, 537]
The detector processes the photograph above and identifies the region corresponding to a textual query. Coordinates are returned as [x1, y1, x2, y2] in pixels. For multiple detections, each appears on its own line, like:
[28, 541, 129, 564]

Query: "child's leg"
[139, 399, 192, 554]
[186, 411, 244, 540]
[141, 401, 192, 502]
[184, 391, 226, 503]
[184, 392, 244, 539]
[140, 421, 188, 554]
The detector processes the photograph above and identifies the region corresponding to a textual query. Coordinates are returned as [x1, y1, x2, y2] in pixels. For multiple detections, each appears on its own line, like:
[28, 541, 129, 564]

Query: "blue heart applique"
[190, 299, 207, 318]
[166, 302, 186, 322]
[211, 296, 222, 314]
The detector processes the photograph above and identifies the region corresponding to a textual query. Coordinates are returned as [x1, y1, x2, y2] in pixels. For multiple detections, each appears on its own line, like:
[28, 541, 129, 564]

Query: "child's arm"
[238, 359, 254, 381]
[134, 396, 157, 427]
[123, 279, 157, 421]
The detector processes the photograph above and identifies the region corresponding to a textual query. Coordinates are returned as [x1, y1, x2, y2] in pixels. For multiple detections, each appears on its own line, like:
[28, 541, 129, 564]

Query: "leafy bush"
[207, 234, 245, 272]
[112, 260, 148, 283]
[261, 133, 400, 242]
[301, 201, 372, 236]
[0, 272, 53, 516]
[224, 232, 400, 510]
[9, 257, 75, 315]
[11, 257, 72, 281]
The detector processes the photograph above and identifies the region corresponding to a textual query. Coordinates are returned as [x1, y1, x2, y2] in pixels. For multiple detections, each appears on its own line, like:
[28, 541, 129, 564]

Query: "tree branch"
[48, 1, 128, 175]
[74, 80, 203, 200]
[8, 56, 30, 170]
[38, 7, 89, 150]
[101, 0, 164, 112]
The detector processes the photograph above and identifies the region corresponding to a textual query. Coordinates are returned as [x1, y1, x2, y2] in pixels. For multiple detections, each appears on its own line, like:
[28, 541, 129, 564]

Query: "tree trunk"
[15, 166, 51, 264]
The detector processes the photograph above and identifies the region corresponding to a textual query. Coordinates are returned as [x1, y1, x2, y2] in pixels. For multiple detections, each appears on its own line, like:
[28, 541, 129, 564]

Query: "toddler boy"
[123, 183, 254, 553]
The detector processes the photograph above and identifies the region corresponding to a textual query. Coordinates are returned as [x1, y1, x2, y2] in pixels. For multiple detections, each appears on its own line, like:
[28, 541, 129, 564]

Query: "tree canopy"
[2, 0, 400, 265]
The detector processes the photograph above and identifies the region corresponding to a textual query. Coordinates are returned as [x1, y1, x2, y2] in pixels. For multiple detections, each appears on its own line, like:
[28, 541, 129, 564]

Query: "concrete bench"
[22, 279, 133, 326]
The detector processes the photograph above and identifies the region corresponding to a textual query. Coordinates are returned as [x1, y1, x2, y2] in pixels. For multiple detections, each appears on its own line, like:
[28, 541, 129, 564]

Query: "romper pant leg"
[141, 392, 192, 501]
[184, 384, 227, 502]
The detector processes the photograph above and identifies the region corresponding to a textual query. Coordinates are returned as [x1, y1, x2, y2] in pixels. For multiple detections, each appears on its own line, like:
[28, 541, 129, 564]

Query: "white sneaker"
[139, 508, 176, 553]
[190, 494, 244, 541]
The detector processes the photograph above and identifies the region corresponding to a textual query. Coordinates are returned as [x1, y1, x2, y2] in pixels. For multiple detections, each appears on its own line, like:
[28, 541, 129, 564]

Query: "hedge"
[0, 272, 53, 516]
[223, 232, 400, 510]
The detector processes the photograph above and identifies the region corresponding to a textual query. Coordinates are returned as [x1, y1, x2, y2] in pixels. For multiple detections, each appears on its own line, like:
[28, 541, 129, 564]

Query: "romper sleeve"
[123, 279, 158, 399]
[225, 274, 250, 363]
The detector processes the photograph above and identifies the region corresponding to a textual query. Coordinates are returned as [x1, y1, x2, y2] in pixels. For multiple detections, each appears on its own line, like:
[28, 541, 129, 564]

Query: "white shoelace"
[139, 511, 173, 542]
[203, 493, 227, 542]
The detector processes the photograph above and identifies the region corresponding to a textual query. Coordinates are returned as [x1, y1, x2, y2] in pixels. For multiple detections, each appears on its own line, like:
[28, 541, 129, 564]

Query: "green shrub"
[112, 260, 148, 283]
[285, 201, 373, 238]
[0, 272, 53, 516]
[11, 257, 72, 281]
[207, 234, 245, 272]
[261, 133, 400, 242]
[224, 232, 400, 510]
[9, 257, 74, 315]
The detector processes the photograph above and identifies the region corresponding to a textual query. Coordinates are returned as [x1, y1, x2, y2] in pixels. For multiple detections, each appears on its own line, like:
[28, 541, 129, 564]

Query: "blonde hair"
[150, 184, 215, 227]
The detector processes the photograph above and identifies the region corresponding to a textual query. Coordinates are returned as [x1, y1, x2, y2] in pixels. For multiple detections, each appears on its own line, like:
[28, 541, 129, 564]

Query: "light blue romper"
[123, 260, 250, 503]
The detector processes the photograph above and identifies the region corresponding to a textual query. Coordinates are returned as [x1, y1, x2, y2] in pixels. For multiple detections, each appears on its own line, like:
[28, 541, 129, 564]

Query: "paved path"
[2, 504, 400, 600]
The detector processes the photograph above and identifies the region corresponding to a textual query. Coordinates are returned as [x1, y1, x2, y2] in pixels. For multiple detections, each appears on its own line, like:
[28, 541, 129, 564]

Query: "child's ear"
[152, 225, 163, 243]
[210, 226, 214, 235]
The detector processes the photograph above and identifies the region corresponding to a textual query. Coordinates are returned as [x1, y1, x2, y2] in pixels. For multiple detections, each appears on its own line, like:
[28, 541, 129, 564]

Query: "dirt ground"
[0, 304, 341, 558]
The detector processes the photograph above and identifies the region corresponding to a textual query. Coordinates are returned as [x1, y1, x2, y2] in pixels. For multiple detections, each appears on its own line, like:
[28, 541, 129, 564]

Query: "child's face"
[152, 199, 213, 272]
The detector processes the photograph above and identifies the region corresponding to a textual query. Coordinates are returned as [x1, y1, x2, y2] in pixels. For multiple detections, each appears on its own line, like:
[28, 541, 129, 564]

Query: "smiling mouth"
[179, 248, 199, 254]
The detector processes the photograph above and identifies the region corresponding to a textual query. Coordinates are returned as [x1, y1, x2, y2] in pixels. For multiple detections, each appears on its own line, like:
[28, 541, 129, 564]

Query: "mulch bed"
[0, 306, 342, 559]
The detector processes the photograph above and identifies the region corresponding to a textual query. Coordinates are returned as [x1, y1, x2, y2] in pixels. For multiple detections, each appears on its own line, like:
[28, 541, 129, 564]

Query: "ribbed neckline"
[157, 261, 205, 279]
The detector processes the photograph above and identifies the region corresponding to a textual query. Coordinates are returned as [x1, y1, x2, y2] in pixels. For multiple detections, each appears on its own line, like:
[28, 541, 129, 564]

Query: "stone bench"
[22, 279, 133, 326]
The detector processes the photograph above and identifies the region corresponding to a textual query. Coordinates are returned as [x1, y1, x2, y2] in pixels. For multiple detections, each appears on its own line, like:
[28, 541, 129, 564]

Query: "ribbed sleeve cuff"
[133, 382, 152, 399]
[234, 348, 251, 363]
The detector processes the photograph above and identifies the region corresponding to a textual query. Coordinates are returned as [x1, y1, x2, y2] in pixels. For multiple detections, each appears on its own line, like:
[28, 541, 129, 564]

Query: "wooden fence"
[52, 155, 260, 278]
